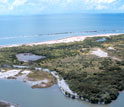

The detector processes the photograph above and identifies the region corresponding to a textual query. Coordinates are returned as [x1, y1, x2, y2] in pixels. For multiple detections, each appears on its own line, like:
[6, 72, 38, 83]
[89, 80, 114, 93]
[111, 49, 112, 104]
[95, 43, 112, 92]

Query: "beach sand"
[0, 33, 123, 48]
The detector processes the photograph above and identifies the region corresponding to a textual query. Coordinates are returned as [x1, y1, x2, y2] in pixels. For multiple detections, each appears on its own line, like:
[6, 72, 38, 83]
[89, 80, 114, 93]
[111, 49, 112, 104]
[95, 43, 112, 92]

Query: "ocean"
[0, 13, 124, 45]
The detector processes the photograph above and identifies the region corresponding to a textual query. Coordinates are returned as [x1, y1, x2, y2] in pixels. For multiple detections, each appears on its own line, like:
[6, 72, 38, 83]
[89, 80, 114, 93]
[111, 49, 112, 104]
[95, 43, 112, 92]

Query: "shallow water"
[16, 53, 45, 62]
[0, 79, 124, 107]
[97, 38, 107, 42]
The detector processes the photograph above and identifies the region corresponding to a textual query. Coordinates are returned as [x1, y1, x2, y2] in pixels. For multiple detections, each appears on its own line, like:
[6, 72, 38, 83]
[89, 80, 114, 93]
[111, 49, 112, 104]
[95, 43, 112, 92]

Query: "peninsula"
[0, 33, 124, 104]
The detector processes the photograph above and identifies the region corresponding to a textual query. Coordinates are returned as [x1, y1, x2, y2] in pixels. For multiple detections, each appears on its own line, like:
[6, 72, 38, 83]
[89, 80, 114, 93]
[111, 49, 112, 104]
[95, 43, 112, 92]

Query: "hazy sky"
[0, 0, 124, 15]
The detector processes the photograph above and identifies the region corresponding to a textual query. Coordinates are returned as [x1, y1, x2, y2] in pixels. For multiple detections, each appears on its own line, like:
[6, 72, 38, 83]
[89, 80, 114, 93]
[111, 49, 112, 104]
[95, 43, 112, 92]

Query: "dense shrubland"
[0, 34, 124, 104]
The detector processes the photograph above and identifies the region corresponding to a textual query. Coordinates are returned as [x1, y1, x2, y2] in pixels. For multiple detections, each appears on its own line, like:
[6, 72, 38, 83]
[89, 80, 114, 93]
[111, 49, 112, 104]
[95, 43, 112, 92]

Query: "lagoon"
[16, 53, 46, 62]
[97, 38, 107, 42]
[0, 79, 124, 107]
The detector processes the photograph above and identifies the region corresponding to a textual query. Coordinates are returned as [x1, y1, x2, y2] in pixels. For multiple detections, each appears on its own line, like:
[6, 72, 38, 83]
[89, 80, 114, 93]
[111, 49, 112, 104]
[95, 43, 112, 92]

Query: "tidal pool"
[16, 53, 46, 62]
[0, 79, 124, 107]
[97, 38, 107, 42]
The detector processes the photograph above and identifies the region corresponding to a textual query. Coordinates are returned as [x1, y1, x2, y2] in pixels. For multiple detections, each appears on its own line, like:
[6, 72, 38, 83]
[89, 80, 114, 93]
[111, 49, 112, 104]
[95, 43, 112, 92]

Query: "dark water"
[0, 14, 124, 45]
[0, 79, 124, 107]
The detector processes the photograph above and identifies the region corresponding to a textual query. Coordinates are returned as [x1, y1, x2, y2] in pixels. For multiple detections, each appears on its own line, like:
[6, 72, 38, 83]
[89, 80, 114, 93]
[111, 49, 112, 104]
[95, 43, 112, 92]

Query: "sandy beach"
[0, 33, 123, 48]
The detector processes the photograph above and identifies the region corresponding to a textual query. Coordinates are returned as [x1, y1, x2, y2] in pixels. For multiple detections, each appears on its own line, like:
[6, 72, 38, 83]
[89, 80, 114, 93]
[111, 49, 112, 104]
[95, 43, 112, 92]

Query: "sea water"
[0, 14, 124, 45]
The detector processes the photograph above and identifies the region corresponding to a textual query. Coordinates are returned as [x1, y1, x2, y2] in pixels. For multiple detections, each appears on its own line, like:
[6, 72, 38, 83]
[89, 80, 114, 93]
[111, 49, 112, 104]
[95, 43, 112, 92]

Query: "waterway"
[0, 79, 124, 107]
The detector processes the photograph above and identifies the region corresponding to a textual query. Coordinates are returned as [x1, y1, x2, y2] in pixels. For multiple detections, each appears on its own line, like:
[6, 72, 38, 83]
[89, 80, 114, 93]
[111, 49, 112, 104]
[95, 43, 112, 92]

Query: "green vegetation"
[27, 71, 55, 81]
[27, 71, 56, 88]
[0, 34, 124, 104]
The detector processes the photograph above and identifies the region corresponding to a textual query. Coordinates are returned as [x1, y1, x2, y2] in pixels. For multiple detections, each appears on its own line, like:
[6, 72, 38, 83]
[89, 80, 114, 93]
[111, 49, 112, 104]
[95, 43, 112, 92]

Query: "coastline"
[0, 33, 124, 105]
[0, 100, 18, 107]
[0, 33, 123, 48]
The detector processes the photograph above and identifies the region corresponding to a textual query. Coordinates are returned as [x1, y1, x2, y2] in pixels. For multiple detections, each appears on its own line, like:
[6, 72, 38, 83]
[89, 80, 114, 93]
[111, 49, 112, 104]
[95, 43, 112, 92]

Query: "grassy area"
[27, 71, 56, 88]
[27, 71, 55, 81]
[0, 34, 124, 104]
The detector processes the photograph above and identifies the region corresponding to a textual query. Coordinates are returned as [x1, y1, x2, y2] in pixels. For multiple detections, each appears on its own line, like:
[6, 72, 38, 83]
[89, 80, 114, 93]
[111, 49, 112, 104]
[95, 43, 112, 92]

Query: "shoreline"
[0, 33, 124, 105]
[0, 100, 18, 107]
[0, 33, 123, 48]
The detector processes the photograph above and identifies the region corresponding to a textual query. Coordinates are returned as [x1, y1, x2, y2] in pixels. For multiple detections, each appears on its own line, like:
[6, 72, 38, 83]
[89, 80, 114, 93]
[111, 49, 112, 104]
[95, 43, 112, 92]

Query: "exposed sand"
[0, 70, 21, 79]
[21, 70, 31, 74]
[17, 70, 50, 88]
[91, 48, 108, 57]
[58, 79, 75, 95]
[0, 69, 50, 88]
[0, 100, 18, 107]
[91, 48, 121, 61]
[50, 71, 77, 96]
[0, 33, 123, 48]
[108, 47, 115, 50]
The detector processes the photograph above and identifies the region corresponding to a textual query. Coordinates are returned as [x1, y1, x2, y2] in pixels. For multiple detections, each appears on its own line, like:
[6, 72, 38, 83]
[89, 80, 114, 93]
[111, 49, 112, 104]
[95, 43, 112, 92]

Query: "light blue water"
[97, 38, 107, 42]
[0, 79, 124, 107]
[0, 14, 124, 45]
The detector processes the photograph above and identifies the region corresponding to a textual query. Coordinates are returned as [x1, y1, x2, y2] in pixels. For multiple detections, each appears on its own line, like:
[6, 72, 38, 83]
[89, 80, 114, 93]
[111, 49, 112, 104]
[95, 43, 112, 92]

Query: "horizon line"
[0, 12, 124, 16]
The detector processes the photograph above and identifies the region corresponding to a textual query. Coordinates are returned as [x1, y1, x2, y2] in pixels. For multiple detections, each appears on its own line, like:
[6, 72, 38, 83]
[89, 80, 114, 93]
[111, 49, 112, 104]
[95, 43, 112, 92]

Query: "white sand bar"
[108, 47, 115, 50]
[0, 70, 21, 79]
[21, 33, 124, 46]
[0, 33, 123, 48]
[91, 49, 108, 57]
[21, 70, 31, 75]
[58, 79, 75, 95]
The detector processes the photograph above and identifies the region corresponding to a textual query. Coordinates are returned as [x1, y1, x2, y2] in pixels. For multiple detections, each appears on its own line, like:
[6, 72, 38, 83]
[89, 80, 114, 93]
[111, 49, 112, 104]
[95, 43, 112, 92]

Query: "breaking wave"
[0, 29, 124, 40]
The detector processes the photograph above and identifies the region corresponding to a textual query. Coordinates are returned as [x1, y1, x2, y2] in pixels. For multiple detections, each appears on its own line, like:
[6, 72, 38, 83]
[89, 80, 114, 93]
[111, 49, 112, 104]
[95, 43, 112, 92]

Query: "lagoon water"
[0, 14, 124, 45]
[0, 79, 124, 107]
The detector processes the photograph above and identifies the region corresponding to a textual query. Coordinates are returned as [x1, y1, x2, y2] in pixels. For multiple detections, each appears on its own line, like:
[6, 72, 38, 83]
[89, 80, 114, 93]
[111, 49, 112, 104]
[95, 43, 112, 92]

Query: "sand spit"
[0, 69, 50, 88]
[0, 70, 21, 79]
[0, 33, 123, 48]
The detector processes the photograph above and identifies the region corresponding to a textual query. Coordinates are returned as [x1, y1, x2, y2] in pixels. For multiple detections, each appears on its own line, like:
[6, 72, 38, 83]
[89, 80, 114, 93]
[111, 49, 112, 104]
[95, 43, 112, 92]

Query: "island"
[0, 33, 124, 104]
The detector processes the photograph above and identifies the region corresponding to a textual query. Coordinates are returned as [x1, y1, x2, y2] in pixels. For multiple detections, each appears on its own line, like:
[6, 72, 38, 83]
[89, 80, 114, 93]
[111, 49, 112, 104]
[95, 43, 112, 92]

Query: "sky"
[0, 0, 124, 15]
